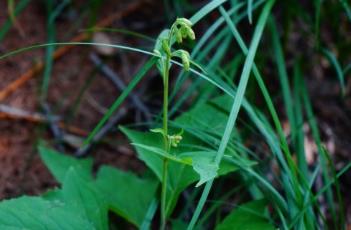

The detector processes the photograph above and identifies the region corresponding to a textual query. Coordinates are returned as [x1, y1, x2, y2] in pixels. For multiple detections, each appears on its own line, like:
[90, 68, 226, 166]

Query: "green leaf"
[132, 143, 192, 165]
[192, 160, 218, 187]
[120, 128, 164, 180]
[216, 200, 275, 230]
[132, 144, 227, 187]
[95, 166, 158, 227]
[38, 145, 93, 183]
[0, 196, 94, 229]
[62, 168, 108, 230]
[175, 103, 229, 136]
[120, 128, 238, 216]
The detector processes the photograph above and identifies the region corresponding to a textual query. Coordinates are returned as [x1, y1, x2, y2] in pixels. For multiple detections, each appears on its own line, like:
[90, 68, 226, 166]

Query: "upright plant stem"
[161, 56, 170, 230]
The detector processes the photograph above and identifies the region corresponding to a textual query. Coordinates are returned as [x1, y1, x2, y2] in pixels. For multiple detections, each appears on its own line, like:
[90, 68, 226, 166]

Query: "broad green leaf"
[216, 200, 275, 230]
[131, 143, 190, 165]
[38, 145, 93, 183]
[120, 128, 239, 216]
[0, 196, 94, 229]
[133, 144, 225, 187]
[192, 160, 218, 187]
[175, 103, 229, 136]
[62, 168, 108, 230]
[120, 127, 164, 180]
[95, 166, 158, 227]
[41, 188, 63, 201]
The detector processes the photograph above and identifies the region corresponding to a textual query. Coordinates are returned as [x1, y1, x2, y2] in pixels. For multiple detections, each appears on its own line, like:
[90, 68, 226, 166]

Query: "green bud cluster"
[153, 18, 195, 73]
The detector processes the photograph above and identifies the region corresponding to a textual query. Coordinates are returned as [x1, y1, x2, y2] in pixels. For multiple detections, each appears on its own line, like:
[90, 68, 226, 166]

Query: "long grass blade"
[189, 0, 228, 25]
[187, 1, 276, 228]
[41, 0, 70, 101]
[300, 75, 337, 228]
[248, 0, 253, 24]
[321, 48, 346, 95]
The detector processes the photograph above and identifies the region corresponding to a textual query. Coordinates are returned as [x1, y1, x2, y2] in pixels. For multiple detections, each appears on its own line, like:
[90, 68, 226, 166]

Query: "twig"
[0, 103, 58, 121]
[75, 107, 128, 157]
[0, 0, 147, 101]
[90, 53, 151, 122]
[42, 102, 65, 152]
[0, 103, 87, 136]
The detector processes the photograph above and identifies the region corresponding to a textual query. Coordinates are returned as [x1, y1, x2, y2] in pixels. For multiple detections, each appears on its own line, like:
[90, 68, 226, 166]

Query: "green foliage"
[95, 166, 158, 226]
[39, 145, 93, 183]
[62, 168, 108, 230]
[38, 145, 157, 228]
[216, 200, 275, 230]
[0, 196, 95, 229]
[121, 127, 239, 217]
[0, 0, 350, 229]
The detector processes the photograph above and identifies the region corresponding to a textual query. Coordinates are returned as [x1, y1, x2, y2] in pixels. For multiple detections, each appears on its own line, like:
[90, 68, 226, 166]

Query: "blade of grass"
[292, 62, 309, 179]
[219, 7, 303, 219]
[140, 197, 158, 230]
[81, 58, 156, 148]
[322, 147, 345, 229]
[269, 17, 296, 147]
[293, 61, 318, 228]
[340, 0, 351, 21]
[300, 75, 338, 228]
[171, 1, 265, 113]
[196, 186, 243, 227]
[82, 27, 155, 42]
[321, 48, 346, 96]
[41, 0, 70, 101]
[0, 0, 30, 42]
[189, 0, 227, 25]
[187, 1, 276, 228]
[289, 162, 351, 228]
[314, 0, 322, 48]
[248, 0, 253, 24]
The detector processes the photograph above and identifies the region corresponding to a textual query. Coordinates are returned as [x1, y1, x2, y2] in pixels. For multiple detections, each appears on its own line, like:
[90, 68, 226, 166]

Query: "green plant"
[152, 17, 195, 229]
[0, 0, 351, 229]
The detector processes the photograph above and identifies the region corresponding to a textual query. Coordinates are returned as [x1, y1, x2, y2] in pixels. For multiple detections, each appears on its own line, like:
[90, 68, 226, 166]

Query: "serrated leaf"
[38, 145, 93, 184]
[0, 196, 95, 229]
[95, 166, 158, 227]
[216, 200, 275, 230]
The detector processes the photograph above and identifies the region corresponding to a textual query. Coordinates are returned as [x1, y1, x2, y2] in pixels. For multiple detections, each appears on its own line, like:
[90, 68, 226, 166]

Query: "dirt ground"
[0, 0, 158, 199]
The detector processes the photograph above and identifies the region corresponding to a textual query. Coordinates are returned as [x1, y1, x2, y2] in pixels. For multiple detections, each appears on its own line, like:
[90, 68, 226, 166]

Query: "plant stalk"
[161, 56, 170, 230]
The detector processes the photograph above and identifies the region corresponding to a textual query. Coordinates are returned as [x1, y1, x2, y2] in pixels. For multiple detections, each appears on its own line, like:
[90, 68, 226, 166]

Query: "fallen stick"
[90, 53, 151, 122]
[0, 103, 88, 136]
[75, 107, 128, 156]
[0, 0, 147, 101]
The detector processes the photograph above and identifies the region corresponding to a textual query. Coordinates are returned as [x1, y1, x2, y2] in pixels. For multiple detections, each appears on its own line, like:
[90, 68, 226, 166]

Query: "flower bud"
[180, 50, 190, 71]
